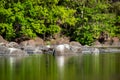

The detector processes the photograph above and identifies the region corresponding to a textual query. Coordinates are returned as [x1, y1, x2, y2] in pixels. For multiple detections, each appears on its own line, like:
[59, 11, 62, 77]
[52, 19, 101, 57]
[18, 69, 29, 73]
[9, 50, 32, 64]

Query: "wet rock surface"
[0, 42, 119, 56]
[0, 46, 10, 55]
[0, 36, 120, 56]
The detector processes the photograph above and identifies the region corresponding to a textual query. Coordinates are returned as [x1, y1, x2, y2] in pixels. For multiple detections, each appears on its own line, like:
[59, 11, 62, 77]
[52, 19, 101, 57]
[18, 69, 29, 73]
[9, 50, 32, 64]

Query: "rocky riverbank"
[0, 36, 120, 56]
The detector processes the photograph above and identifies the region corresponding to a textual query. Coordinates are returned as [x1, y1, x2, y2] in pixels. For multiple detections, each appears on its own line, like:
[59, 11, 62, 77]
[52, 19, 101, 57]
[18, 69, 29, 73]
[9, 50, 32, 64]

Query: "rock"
[38, 45, 54, 54]
[103, 40, 112, 47]
[8, 48, 28, 56]
[53, 44, 69, 56]
[23, 45, 54, 55]
[93, 37, 120, 47]
[14, 35, 30, 43]
[111, 37, 120, 47]
[0, 42, 7, 47]
[0, 35, 8, 43]
[49, 39, 57, 45]
[34, 37, 44, 46]
[70, 41, 81, 47]
[23, 46, 43, 54]
[0, 36, 8, 47]
[82, 46, 99, 54]
[20, 40, 36, 47]
[92, 40, 102, 47]
[92, 48, 99, 54]
[99, 48, 120, 53]
[70, 46, 82, 53]
[57, 37, 70, 44]
[69, 41, 82, 53]
[53, 44, 76, 56]
[19, 40, 28, 47]
[19, 37, 44, 47]
[53, 43, 82, 56]
[50, 37, 70, 45]
[0, 46, 9, 55]
[0, 45, 27, 56]
[7, 42, 20, 48]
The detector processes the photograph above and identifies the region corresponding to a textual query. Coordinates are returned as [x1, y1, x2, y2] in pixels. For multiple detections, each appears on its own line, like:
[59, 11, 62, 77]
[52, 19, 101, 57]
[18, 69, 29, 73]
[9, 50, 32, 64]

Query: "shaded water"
[0, 53, 120, 80]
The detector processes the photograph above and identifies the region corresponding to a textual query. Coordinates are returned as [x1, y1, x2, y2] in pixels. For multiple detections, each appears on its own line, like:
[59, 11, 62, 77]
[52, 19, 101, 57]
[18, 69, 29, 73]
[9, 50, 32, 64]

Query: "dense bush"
[0, 0, 120, 45]
[61, 0, 119, 45]
[0, 0, 76, 40]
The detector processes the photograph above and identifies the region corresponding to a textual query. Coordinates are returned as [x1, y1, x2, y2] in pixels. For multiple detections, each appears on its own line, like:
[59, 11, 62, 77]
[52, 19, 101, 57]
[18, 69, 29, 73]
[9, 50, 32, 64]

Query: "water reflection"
[57, 56, 65, 68]
[56, 56, 65, 80]
[0, 53, 120, 80]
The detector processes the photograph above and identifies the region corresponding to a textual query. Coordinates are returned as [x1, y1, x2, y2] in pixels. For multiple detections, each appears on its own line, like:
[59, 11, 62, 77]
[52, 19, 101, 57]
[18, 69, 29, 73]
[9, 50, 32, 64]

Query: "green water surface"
[0, 53, 120, 80]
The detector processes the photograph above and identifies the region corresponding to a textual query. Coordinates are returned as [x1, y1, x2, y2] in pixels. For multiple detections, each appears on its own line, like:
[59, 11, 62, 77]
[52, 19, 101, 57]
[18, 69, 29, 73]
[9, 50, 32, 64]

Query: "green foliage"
[70, 1, 118, 45]
[74, 25, 94, 45]
[31, 21, 46, 34]
[0, 0, 120, 45]
[0, 0, 76, 40]
[0, 23, 15, 40]
[47, 25, 61, 34]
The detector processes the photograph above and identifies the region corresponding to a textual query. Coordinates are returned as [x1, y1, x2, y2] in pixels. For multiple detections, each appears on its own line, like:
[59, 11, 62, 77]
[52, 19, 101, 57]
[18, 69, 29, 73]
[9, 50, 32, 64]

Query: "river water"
[0, 53, 120, 80]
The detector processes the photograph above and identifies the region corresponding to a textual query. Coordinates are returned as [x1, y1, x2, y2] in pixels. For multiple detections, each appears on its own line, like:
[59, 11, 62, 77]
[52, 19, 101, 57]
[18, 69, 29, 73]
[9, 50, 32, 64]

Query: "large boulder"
[111, 37, 120, 47]
[92, 40, 102, 47]
[70, 41, 81, 47]
[50, 37, 70, 45]
[7, 42, 20, 48]
[53, 44, 70, 56]
[82, 46, 99, 54]
[23, 46, 43, 54]
[0, 45, 28, 56]
[99, 47, 120, 53]
[8, 48, 28, 56]
[53, 44, 78, 56]
[0, 46, 9, 55]
[0, 35, 8, 43]
[53, 42, 82, 56]
[20, 37, 44, 47]
[34, 37, 44, 46]
[0, 35, 8, 47]
[70, 41, 82, 53]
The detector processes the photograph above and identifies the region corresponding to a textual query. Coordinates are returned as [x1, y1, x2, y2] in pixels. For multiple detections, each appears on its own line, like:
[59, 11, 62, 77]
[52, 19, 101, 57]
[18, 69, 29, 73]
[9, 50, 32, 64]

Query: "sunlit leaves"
[53, 6, 76, 25]
[31, 22, 46, 34]
[48, 25, 61, 34]
[0, 0, 119, 43]
[0, 23, 15, 40]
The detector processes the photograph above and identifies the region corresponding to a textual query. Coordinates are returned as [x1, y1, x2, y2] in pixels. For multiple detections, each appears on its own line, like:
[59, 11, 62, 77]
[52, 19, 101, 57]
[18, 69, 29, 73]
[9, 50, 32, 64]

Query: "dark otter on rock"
[98, 31, 109, 44]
